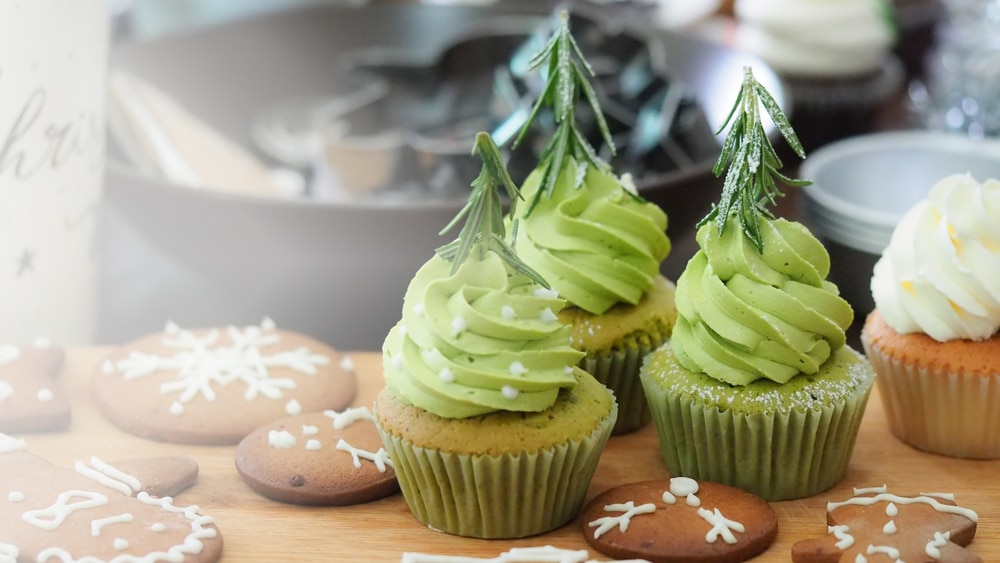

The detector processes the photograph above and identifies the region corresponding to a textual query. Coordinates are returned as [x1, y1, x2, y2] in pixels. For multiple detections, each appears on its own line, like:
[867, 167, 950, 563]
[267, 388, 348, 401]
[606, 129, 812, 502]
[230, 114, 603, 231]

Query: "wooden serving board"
[19, 348, 1000, 561]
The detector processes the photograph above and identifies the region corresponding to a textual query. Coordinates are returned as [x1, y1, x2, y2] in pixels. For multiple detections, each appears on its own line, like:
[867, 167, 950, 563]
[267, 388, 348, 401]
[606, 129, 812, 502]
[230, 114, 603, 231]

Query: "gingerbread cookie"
[0, 342, 70, 433]
[0, 433, 223, 562]
[581, 478, 778, 563]
[235, 407, 398, 505]
[792, 484, 980, 562]
[93, 318, 357, 444]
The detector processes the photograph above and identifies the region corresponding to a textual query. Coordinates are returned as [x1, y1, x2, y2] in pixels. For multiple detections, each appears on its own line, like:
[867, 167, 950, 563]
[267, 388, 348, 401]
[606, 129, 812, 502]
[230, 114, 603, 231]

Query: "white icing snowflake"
[335, 439, 393, 473]
[110, 321, 329, 407]
[588, 501, 656, 539]
[697, 507, 745, 544]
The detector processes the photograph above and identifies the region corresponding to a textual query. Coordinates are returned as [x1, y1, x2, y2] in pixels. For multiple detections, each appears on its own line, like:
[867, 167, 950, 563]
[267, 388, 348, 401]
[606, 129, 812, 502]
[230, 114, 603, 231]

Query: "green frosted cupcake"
[509, 14, 677, 434]
[639, 67, 874, 501]
[374, 132, 616, 539]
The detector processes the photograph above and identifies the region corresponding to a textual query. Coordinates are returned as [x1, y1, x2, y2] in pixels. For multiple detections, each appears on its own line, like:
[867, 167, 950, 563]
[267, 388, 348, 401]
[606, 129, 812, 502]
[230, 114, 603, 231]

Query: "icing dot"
[501, 385, 519, 400]
[855, 555, 867, 563]
[114, 538, 129, 551]
[539, 308, 558, 323]
[509, 362, 527, 376]
[37, 388, 53, 402]
[306, 439, 322, 451]
[8, 491, 24, 502]
[883, 520, 897, 534]
[391, 355, 404, 370]
[285, 399, 302, 415]
[533, 287, 559, 299]
[0, 345, 20, 364]
[339, 356, 355, 372]
[669, 477, 700, 497]
[451, 316, 467, 335]
[501, 305, 515, 321]
[151, 523, 166, 532]
[687, 494, 702, 507]
[169, 402, 184, 416]
[0, 382, 11, 402]
[414, 303, 426, 317]
[268, 430, 297, 449]
[439, 368, 455, 383]
[302, 425, 319, 435]
[261, 317, 277, 331]
[662, 491, 676, 504]
[101, 359, 115, 374]
[886, 503, 898, 517]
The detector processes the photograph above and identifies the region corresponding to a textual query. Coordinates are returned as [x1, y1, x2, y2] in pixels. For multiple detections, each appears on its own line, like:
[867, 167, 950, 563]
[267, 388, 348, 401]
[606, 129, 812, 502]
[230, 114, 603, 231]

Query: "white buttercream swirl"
[871, 173, 1000, 342]
[735, 0, 894, 77]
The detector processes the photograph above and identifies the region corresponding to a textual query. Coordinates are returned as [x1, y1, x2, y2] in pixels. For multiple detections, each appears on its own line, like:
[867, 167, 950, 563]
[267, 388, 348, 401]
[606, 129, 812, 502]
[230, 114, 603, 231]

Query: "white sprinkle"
[533, 287, 559, 299]
[302, 425, 319, 435]
[339, 356, 355, 372]
[391, 355, 404, 370]
[501, 305, 516, 321]
[451, 316, 467, 335]
[439, 368, 455, 383]
[508, 362, 527, 376]
[285, 399, 302, 415]
[306, 439, 322, 451]
[588, 326, 595, 335]
[539, 308, 558, 323]
[619, 172, 638, 194]
[260, 317, 277, 331]
[268, 430, 297, 449]
[8, 491, 24, 502]
[564, 365, 574, 375]
[151, 523, 166, 532]
[164, 320, 180, 334]
[0, 435, 26, 454]
[883, 520, 897, 534]
[36, 388, 53, 402]
[501, 385, 519, 400]
[113, 538, 129, 551]
[101, 359, 115, 374]
[169, 402, 184, 416]
[399, 325, 408, 336]
[33, 337, 51, 348]
[413, 303, 426, 317]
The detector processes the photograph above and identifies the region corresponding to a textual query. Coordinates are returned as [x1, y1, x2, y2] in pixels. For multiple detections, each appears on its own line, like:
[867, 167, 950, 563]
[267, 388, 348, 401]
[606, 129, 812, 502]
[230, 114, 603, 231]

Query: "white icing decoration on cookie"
[0, 345, 21, 365]
[539, 308, 558, 323]
[697, 507, 745, 544]
[268, 430, 297, 449]
[501, 385, 519, 400]
[509, 362, 527, 376]
[151, 522, 166, 533]
[926, 530, 950, 559]
[325, 406, 375, 429]
[340, 355, 355, 372]
[854, 485, 888, 495]
[22, 490, 109, 530]
[306, 439, 322, 451]
[669, 477, 701, 507]
[886, 502, 898, 517]
[164, 320, 181, 334]
[36, 388, 53, 402]
[883, 520, 897, 534]
[302, 425, 319, 435]
[169, 401, 184, 416]
[921, 492, 957, 502]
[829, 524, 855, 549]
[75, 457, 143, 496]
[0, 434, 26, 454]
[8, 491, 24, 502]
[101, 359, 114, 374]
[855, 555, 867, 563]
[0, 382, 11, 403]
[401, 545, 640, 563]
[261, 316, 276, 332]
[33, 338, 51, 348]
[91, 512, 134, 536]
[114, 537, 130, 550]
[501, 305, 516, 321]
[0, 543, 18, 563]
[662, 490, 676, 504]
[285, 398, 302, 415]
[828, 492, 978, 522]
[867, 545, 900, 559]
[335, 439, 393, 472]
[111, 321, 329, 411]
[588, 501, 657, 539]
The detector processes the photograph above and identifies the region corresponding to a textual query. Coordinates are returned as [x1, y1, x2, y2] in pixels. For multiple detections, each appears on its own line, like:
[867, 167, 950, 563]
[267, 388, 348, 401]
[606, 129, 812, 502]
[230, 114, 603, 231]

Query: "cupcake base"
[640, 343, 874, 501]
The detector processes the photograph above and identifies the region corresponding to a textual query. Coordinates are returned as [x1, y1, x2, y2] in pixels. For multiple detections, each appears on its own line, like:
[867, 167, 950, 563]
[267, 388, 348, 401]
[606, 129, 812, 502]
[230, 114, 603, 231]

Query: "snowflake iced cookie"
[0, 434, 222, 562]
[92, 319, 357, 444]
[791, 485, 980, 562]
[235, 406, 398, 505]
[0, 342, 70, 433]
[580, 478, 777, 563]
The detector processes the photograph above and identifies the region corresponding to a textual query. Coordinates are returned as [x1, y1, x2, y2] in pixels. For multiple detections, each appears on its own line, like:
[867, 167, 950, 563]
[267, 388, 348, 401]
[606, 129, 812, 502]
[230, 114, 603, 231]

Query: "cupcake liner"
[375, 402, 617, 539]
[864, 339, 1000, 459]
[641, 370, 872, 502]
[582, 331, 662, 435]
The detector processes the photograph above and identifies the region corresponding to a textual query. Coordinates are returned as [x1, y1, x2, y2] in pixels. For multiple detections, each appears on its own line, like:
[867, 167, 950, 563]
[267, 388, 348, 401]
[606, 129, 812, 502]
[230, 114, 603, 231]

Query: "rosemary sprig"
[436, 132, 549, 287]
[702, 66, 811, 253]
[512, 10, 615, 211]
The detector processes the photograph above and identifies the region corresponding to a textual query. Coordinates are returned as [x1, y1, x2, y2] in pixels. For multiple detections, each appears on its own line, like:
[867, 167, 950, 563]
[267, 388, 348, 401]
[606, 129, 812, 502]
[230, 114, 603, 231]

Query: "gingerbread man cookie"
[235, 406, 398, 505]
[792, 485, 980, 562]
[581, 478, 778, 563]
[0, 342, 70, 433]
[93, 318, 357, 444]
[0, 433, 223, 562]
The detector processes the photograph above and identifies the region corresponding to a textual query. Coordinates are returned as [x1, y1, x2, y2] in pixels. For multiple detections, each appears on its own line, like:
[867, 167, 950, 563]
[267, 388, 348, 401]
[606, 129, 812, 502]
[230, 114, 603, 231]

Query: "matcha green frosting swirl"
[671, 216, 853, 386]
[382, 250, 582, 418]
[513, 157, 671, 315]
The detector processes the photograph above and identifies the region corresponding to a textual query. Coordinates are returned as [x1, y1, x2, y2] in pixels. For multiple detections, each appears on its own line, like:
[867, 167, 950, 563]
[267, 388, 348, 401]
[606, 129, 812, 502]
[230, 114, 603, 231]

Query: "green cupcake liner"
[583, 332, 663, 435]
[375, 402, 617, 539]
[640, 370, 872, 502]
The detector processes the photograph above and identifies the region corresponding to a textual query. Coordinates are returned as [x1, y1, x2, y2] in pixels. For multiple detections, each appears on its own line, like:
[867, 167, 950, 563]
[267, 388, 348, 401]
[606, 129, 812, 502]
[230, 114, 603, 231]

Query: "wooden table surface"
[19, 347, 1000, 561]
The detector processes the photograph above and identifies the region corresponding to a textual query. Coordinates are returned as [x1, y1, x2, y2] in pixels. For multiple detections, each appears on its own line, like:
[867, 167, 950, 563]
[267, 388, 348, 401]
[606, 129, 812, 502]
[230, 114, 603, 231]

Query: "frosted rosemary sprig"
[703, 66, 810, 253]
[436, 132, 549, 287]
[513, 10, 615, 212]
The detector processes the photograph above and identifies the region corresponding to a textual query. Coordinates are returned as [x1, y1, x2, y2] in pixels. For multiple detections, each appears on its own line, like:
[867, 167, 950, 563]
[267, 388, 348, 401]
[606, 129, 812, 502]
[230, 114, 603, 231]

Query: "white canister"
[0, 1, 110, 344]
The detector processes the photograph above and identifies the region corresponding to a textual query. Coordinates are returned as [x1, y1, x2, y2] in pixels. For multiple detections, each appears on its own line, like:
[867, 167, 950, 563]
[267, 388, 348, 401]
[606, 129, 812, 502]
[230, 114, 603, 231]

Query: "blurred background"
[87, 0, 1000, 350]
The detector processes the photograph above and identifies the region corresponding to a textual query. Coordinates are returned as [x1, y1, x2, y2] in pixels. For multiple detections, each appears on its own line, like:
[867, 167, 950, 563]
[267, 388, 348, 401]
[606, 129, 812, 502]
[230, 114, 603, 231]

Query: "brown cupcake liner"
[375, 401, 617, 539]
[864, 338, 1000, 459]
[641, 370, 872, 501]
[582, 332, 664, 435]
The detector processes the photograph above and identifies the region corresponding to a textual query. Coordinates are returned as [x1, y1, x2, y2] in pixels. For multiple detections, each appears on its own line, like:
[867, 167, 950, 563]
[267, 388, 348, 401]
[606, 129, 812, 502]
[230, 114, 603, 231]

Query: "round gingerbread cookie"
[0, 342, 70, 433]
[235, 407, 398, 505]
[93, 318, 357, 445]
[581, 477, 778, 563]
[0, 434, 223, 563]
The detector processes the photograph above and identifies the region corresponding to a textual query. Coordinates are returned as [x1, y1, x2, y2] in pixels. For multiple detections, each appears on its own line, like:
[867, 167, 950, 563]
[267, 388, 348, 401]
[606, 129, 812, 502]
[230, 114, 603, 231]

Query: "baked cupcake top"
[735, 0, 895, 77]
[871, 173, 1000, 342]
[508, 12, 670, 315]
[382, 133, 581, 419]
[671, 67, 853, 386]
